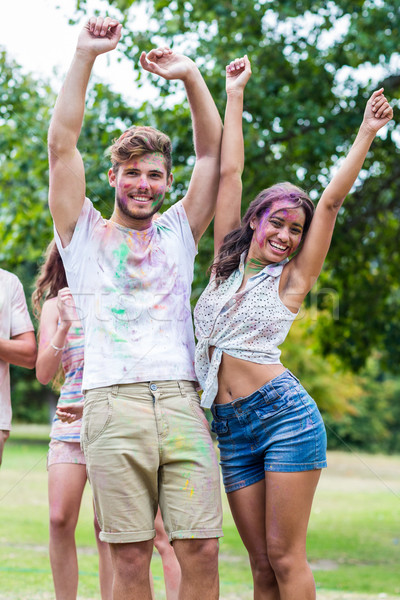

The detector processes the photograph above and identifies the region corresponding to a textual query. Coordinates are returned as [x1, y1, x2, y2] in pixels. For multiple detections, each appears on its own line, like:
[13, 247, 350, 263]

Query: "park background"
[0, 0, 399, 598]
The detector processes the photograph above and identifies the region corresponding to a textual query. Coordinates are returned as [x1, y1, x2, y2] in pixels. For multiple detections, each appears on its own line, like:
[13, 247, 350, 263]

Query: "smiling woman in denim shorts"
[194, 56, 393, 599]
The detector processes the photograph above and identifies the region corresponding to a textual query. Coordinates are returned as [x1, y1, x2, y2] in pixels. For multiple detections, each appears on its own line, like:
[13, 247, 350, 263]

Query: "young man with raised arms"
[48, 15, 223, 600]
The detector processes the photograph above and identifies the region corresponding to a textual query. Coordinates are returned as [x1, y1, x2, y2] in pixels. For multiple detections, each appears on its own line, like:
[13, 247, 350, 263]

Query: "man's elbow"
[48, 138, 67, 163]
[48, 122, 62, 154]
[48, 126, 76, 161]
[25, 355, 38, 370]
[23, 344, 38, 370]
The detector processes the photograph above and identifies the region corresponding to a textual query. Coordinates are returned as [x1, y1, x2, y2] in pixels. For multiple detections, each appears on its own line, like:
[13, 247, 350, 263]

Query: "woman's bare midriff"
[211, 348, 286, 405]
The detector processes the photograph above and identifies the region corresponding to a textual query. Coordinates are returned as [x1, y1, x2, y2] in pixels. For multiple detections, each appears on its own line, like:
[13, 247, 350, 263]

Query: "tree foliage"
[69, 0, 400, 371]
[0, 51, 144, 422]
[2, 1, 400, 432]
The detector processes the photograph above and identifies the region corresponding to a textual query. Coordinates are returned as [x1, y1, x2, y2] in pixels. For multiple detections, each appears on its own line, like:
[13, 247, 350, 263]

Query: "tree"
[70, 0, 400, 371]
[0, 51, 143, 422]
[3, 0, 400, 423]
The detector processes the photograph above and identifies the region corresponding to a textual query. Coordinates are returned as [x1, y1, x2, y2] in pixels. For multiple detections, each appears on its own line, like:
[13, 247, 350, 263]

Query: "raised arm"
[214, 56, 252, 257]
[48, 17, 122, 247]
[140, 48, 222, 243]
[284, 89, 393, 305]
[35, 288, 77, 385]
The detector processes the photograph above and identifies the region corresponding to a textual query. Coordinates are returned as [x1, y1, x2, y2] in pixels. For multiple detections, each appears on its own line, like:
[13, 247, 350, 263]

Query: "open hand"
[363, 88, 393, 133]
[226, 55, 252, 93]
[77, 16, 122, 58]
[140, 47, 195, 81]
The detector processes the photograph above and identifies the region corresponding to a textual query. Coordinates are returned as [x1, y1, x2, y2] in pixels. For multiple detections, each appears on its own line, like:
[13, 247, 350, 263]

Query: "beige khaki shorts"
[81, 380, 223, 544]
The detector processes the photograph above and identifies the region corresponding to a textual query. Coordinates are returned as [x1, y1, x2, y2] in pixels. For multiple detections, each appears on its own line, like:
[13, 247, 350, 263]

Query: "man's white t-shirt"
[54, 198, 198, 391]
[0, 269, 34, 430]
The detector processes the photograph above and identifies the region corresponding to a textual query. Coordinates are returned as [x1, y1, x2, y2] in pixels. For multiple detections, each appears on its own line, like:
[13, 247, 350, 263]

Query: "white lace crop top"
[194, 255, 298, 408]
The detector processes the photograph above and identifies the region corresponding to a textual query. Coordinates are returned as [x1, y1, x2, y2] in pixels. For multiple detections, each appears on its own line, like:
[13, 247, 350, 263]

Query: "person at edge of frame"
[0, 268, 37, 465]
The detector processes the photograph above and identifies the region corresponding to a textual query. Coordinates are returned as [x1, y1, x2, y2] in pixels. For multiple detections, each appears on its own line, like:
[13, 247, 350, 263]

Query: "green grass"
[1, 428, 400, 599]
[309, 452, 400, 597]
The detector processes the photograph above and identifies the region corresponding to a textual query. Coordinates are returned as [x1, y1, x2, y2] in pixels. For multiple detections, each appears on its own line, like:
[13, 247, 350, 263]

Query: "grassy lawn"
[0, 426, 399, 599]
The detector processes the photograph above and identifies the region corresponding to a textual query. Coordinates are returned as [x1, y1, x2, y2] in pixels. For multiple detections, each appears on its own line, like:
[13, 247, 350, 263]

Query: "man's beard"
[116, 194, 164, 221]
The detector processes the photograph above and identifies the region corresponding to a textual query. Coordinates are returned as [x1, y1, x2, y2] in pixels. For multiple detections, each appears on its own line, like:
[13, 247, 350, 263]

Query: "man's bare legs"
[173, 538, 219, 600]
[110, 540, 154, 600]
[109, 536, 218, 600]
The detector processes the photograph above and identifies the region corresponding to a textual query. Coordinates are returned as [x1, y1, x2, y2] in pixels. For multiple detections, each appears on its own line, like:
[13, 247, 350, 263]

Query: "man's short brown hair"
[108, 126, 172, 176]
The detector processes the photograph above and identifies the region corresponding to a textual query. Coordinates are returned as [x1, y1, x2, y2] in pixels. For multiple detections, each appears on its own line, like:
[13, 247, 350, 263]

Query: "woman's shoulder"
[41, 297, 59, 320]
[42, 296, 58, 309]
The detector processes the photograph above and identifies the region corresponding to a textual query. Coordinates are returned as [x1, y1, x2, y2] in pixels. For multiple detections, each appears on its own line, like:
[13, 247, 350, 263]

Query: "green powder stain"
[244, 257, 265, 277]
[111, 308, 126, 316]
[113, 242, 130, 278]
[154, 223, 171, 233]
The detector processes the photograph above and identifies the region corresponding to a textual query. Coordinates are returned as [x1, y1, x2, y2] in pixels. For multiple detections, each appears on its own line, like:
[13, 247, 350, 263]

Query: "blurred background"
[2, 0, 400, 454]
[1, 2, 400, 598]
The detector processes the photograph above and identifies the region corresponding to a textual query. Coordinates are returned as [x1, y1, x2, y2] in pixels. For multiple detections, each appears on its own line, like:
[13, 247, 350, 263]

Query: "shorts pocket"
[254, 389, 296, 421]
[185, 392, 211, 434]
[211, 416, 236, 461]
[82, 391, 113, 446]
[211, 418, 229, 436]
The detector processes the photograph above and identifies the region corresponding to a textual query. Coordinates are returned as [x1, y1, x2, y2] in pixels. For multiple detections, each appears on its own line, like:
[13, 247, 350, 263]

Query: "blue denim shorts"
[211, 370, 327, 493]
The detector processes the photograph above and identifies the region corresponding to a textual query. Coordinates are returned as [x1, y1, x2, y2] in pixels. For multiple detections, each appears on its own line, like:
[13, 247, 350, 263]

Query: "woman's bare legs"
[93, 503, 114, 600]
[228, 479, 280, 600]
[264, 470, 321, 600]
[154, 507, 181, 600]
[228, 470, 321, 600]
[48, 463, 87, 600]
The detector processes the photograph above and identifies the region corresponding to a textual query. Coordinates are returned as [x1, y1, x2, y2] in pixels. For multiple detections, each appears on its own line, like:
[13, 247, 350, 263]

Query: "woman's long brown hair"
[32, 240, 67, 318]
[32, 240, 68, 390]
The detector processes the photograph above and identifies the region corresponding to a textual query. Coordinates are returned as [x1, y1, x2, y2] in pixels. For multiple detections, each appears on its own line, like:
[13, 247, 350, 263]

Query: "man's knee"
[174, 538, 219, 572]
[110, 540, 153, 579]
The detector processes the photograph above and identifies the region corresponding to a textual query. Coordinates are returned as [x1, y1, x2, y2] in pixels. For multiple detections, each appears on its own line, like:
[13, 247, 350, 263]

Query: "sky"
[1, 1, 398, 127]
[0, 0, 158, 103]
[2, 0, 88, 81]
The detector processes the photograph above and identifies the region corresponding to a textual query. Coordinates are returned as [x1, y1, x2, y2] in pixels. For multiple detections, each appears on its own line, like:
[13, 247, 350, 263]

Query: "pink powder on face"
[115, 153, 169, 214]
[254, 201, 306, 251]
[263, 200, 303, 221]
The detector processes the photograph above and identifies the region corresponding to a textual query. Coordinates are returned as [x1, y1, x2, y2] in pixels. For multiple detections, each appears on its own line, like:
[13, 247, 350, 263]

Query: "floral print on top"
[194, 255, 297, 408]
